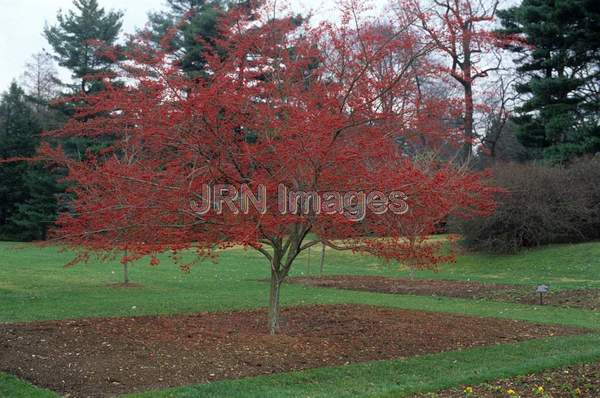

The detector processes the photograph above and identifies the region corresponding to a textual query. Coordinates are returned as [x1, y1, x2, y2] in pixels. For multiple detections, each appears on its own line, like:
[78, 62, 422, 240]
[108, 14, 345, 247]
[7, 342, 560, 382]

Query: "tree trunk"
[123, 261, 129, 286]
[268, 269, 283, 335]
[319, 243, 325, 277]
[462, 83, 474, 163]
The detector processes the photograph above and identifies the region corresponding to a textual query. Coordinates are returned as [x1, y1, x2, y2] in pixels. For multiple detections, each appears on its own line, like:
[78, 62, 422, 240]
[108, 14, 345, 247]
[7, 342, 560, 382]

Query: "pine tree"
[10, 53, 70, 241]
[146, 0, 226, 77]
[498, 0, 600, 163]
[0, 83, 42, 240]
[10, 164, 65, 241]
[44, 0, 124, 93]
[0, 76, 66, 242]
[44, 0, 125, 160]
[0, 83, 64, 242]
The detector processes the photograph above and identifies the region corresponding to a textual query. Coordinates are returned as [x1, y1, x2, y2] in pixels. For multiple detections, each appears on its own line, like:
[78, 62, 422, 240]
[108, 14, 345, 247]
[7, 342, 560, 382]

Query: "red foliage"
[40, 1, 496, 331]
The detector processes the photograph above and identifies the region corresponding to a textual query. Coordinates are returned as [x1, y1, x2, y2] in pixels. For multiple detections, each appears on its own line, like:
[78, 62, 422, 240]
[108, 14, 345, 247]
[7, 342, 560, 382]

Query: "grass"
[310, 241, 600, 289]
[126, 334, 600, 398]
[1, 240, 599, 396]
[5, 334, 600, 398]
[0, 373, 58, 398]
[2, 241, 600, 324]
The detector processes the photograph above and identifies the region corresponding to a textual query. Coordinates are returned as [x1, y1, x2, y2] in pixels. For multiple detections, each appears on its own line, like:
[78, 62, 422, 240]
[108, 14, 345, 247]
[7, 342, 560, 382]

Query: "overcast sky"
[0, 0, 342, 93]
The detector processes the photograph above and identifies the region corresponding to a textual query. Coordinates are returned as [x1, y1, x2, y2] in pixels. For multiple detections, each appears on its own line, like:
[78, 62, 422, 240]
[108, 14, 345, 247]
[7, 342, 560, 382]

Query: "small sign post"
[536, 284, 550, 305]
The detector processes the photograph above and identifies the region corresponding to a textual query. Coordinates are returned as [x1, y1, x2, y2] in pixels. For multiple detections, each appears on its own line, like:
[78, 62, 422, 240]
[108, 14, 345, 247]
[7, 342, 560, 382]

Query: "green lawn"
[128, 334, 600, 398]
[1, 241, 599, 396]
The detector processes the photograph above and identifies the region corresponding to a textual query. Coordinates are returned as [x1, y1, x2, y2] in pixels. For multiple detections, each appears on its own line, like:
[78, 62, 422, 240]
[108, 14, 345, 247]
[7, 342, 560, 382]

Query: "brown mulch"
[288, 276, 600, 310]
[412, 360, 600, 397]
[0, 304, 585, 397]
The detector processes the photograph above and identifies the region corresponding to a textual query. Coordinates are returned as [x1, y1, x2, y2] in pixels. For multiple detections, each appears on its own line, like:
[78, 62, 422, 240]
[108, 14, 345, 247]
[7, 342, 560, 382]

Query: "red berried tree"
[41, 2, 496, 334]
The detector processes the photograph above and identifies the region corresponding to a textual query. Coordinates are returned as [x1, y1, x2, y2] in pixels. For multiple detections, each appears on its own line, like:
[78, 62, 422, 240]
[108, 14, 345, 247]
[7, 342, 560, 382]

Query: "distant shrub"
[451, 157, 600, 253]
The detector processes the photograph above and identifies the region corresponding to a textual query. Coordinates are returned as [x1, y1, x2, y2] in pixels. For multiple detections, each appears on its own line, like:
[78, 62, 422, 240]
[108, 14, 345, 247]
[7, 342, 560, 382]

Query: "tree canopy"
[498, 0, 600, 163]
[146, 0, 225, 77]
[41, 4, 496, 333]
[0, 83, 60, 241]
[44, 0, 124, 93]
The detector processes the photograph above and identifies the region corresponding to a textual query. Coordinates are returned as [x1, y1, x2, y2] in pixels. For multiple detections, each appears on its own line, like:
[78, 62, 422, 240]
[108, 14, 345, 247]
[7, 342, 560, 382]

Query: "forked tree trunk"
[265, 230, 307, 334]
[268, 269, 283, 335]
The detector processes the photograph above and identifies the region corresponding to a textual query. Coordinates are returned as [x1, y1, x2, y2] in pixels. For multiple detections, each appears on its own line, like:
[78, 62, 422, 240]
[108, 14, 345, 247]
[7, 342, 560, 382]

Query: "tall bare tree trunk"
[463, 83, 474, 163]
[268, 269, 283, 335]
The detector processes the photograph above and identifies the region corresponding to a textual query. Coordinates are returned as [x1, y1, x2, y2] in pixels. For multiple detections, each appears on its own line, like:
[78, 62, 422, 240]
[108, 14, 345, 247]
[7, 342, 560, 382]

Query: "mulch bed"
[0, 304, 584, 397]
[288, 276, 600, 310]
[413, 360, 600, 397]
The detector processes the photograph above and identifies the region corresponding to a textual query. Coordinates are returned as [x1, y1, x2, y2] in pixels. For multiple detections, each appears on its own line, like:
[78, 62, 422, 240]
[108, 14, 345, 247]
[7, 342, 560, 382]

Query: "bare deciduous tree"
[397, 0, 503, 163]
[21, 51, 61, 107]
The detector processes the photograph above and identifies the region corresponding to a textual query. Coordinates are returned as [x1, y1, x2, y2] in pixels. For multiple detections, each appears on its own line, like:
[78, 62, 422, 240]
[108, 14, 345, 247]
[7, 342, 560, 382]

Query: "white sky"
[0, 0, 518, 94]
[0, 0, 342, 93]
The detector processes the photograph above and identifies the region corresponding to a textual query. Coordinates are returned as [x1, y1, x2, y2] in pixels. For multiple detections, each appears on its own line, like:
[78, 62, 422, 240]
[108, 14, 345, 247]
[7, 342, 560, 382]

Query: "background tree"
[0, 53, 67, 242]
[21, 51, 61, 113]
[44, 0, 126, 161]
[477, 74, 528, 166]
[399, 0, 503, 163]
[498, 0, 600, 163]
[10, 51, 70, 242]
[0, 83, 46, 240]
[9, 164, 65, 241]
[20, 51, 67, 131]
[44, 0, 124, 93]
[41, 4, 496, 334]
[145, 0, 225, 77]
[364, 19, 463, 162]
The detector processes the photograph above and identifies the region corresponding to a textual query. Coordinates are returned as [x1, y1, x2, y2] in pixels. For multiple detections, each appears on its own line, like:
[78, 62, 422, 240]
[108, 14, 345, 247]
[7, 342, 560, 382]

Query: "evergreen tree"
[44, 0, 124, 93]
[13, 53, 69, 241]
[146, 0, 226, 77]
[45, 0, 125, 159]
[498, 0, 600, 163]
[0, 83, 42, 240]
[10, 164, 65, 241]
[146, 1, 302, 78]
[0, 78, 66, 242]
